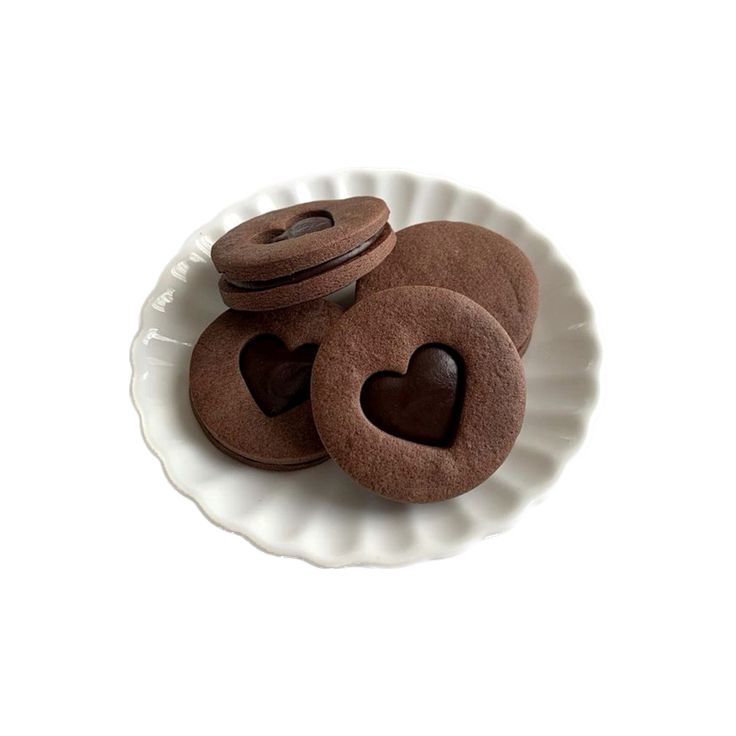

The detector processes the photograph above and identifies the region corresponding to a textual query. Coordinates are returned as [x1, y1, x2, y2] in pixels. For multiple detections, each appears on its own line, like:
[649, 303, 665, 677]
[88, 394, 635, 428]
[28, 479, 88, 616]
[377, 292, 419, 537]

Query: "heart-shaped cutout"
[360, 344, 463, 447]
[269, 213, 334, 243]
[240, 334, 319, 417]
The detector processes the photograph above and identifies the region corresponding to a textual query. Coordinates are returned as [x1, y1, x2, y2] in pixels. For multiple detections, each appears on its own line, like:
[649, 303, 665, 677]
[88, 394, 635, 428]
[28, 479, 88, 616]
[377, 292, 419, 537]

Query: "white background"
[1, 1, 734, 734]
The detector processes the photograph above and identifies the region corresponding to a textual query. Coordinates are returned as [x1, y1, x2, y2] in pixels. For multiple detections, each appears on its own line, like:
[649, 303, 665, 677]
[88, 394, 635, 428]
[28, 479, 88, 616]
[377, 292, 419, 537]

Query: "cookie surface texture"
[356, 221, 538, 354]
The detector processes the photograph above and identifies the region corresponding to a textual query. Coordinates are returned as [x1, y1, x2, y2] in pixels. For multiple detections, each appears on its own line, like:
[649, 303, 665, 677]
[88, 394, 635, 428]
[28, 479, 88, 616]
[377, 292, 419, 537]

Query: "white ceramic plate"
[130, 169, 600, 567]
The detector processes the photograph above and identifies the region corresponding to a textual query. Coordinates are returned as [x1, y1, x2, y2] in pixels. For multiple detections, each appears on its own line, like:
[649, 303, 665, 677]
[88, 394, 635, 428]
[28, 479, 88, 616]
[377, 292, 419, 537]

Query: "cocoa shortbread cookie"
[356, 221, 539, 355]
[212, 197, 396, 311]
[310, 286, 526, 502]
[189, 300, 343, 470]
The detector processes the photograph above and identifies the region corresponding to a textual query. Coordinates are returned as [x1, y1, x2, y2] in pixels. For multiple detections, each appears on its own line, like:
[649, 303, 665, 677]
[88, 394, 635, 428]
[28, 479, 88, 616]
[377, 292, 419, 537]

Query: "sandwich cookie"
[356, 221, 539, 355]
[189, 300, 343, 470]
[311, 286, 526, 503]
[212, 197, 396, 311]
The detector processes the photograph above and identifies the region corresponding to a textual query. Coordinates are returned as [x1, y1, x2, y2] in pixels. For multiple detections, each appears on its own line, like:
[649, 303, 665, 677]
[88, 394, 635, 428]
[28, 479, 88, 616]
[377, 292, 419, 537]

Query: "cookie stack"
[190, 196, 538, 503]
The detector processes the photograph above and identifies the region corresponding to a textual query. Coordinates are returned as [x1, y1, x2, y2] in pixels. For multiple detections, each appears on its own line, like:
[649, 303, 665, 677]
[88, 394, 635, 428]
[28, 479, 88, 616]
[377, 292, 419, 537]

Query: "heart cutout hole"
[264, 212, 334, 244]
[240, 334, 319, 417]
[360, 344, 464, 447]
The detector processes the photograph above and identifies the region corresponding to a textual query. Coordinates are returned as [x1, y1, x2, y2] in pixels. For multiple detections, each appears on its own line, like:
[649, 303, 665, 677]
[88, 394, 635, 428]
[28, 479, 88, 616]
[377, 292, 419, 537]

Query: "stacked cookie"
[190, 196, 538, 503]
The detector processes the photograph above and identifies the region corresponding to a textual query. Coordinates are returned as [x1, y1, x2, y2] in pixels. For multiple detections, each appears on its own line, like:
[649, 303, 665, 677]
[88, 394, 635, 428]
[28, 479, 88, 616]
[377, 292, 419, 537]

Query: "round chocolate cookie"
[189, 300, 343, 470]
[356, 221, 539, 355]
[311, 286, 526, 503]
[213, 197, 396, 311]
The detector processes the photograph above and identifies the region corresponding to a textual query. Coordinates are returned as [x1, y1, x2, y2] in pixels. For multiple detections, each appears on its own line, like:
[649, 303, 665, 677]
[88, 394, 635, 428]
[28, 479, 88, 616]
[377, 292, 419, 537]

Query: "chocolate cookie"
[213, 197, 397, 311]
[356, 221, 539, 355]
[189, 300, 343, 470]
[311, 286, 526, 502]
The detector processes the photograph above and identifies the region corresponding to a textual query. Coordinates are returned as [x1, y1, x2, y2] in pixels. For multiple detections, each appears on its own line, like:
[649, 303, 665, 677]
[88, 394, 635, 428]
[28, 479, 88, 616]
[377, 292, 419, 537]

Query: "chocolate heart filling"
[239, 334, 319, 417]
[360, 344, 464, 447]
[270, 214, 334, 242]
